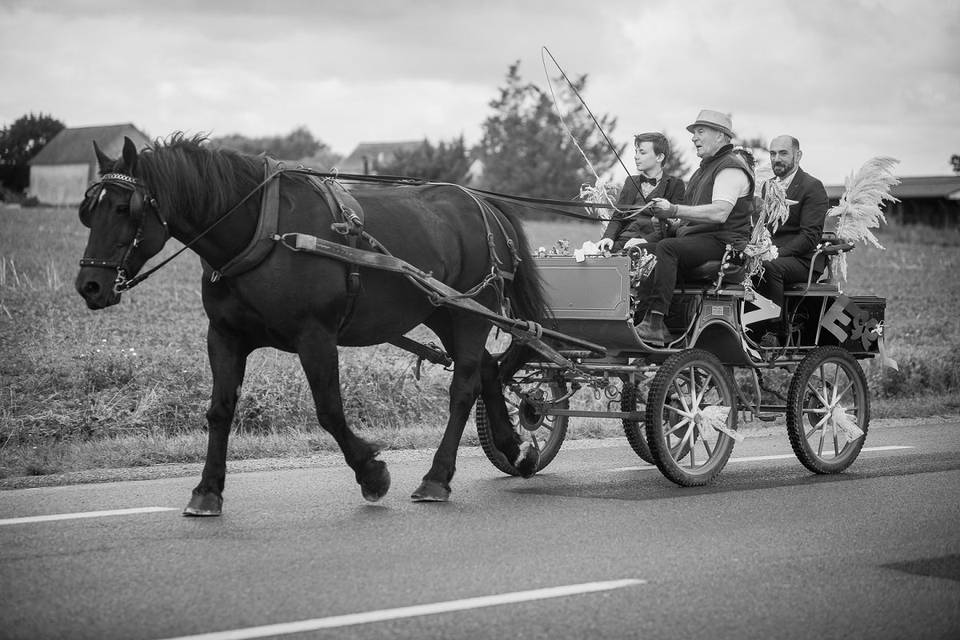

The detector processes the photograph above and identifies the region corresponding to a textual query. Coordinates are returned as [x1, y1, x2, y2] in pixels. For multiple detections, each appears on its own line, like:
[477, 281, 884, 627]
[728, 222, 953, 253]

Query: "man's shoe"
[759, 331, 780, 348]
[637, 313, 669, 345]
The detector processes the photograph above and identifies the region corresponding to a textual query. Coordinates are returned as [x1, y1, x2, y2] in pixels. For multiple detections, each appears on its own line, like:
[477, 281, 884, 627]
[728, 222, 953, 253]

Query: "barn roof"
[826, 175, 960, 200]
[29, 123, 151, 166]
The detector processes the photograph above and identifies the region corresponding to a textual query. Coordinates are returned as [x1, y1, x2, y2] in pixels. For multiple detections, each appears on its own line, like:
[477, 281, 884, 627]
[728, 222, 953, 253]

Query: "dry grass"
[1, 205, 958, 479]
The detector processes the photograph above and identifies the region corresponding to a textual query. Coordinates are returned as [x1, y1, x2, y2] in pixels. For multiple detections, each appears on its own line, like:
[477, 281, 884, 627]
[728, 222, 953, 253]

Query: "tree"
[662, 133, 693, 180]
[0, 112, 65, 194]
[0, 112, 65, 166]
[951, 154, 960, 174]
[476, 62, 624, 200]
[212, 125, 325, 161]
[375, 136, 472, 183]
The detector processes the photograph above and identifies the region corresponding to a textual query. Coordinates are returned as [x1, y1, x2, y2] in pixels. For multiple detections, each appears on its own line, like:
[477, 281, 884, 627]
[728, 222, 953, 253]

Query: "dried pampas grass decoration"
[827, 157, 900, 281]
[742, 178, 790, 283]
[580, 178, 622, 232]
[760, 178, 790, 234]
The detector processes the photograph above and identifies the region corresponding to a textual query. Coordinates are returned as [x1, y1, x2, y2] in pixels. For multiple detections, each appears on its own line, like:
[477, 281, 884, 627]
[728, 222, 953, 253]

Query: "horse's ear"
[121, 136, 139, 173]
[93, 140, 113, 174]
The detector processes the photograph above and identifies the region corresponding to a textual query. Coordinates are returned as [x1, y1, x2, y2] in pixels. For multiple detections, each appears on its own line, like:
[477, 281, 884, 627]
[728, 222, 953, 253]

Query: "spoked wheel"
[786, 346, 869, 474]
[475, 377, 568, 476]
[645, 349, 738, 486]
[621, 379, 654, 464]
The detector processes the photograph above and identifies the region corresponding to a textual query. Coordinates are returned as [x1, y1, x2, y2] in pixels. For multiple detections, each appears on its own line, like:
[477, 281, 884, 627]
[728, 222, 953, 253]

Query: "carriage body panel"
[537, 255, 651, 357]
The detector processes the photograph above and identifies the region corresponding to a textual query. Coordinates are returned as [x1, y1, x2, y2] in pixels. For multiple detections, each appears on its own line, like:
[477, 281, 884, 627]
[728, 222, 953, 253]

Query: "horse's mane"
[136, 133, 264, 223]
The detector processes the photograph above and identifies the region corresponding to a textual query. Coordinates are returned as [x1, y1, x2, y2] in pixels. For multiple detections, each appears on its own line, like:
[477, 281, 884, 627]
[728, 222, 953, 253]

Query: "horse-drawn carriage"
[75, 135, 892, 513]
[475, 240, 887, 487]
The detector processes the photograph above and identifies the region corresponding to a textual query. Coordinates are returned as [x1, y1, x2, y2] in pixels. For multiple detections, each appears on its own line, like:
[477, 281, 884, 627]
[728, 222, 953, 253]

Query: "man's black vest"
[679, 144, 754, 245]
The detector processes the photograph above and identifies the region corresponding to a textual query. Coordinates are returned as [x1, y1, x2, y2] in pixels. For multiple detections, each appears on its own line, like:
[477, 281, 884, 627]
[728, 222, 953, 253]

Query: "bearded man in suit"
[597, 132, 685, 252]
[755, 135, 830, 346]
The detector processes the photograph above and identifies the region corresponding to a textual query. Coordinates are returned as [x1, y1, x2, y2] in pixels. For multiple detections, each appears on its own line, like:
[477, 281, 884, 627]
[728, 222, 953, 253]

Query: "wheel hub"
[517, 397, 546, 431]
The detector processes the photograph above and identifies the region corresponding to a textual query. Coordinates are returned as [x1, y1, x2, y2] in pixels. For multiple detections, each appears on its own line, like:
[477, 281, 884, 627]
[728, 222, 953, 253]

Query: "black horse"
[76, 135, 548, 515]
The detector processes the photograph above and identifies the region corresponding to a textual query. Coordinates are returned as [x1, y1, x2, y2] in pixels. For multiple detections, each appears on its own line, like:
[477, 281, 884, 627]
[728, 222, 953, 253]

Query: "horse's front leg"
[297, 327, 390, 502]
[183, 325, 249, 516]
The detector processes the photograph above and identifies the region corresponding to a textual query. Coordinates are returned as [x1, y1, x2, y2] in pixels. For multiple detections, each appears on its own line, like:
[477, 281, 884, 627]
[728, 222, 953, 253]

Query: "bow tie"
[638, 176, 658, 187]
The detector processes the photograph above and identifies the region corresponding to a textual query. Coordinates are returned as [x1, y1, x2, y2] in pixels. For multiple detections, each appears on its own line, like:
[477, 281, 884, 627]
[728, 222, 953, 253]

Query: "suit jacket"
[768, 167, 829, 264]
[602, 174, 685, 250]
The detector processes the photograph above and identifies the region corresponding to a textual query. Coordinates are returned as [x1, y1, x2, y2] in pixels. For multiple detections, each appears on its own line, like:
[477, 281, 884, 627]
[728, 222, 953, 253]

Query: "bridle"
[78, 172, 169, 293]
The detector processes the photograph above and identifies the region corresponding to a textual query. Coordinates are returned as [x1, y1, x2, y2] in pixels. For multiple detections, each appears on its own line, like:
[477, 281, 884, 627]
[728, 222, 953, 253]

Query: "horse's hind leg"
[184, 325, 250, 516]
[297, 328, 390, 502]
[412, 314, 500, 501]
[478, 348, 539, 478]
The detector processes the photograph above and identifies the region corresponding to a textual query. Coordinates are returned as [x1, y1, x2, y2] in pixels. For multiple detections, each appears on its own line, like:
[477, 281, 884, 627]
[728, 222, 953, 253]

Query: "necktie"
[639, 176, 658, 187]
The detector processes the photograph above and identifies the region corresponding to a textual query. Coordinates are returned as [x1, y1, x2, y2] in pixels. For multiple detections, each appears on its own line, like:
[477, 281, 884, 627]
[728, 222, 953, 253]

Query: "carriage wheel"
[786, 346, 869, 474]
[645, 349, 738, 486]
[621, 380, 654, 464]
[475, 378, 568, 476]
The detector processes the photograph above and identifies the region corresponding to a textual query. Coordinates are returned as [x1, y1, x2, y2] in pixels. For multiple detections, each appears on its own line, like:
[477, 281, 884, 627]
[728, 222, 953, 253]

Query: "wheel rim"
[799, 358, 866, 460]
[658, 362, 733, 475]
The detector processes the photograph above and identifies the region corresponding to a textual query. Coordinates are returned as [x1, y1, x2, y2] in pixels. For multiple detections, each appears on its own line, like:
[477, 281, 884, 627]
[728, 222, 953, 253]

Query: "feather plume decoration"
[829, 156, 900, 246]
[826, 157, 900, 281]
[580, 178, 622, 233]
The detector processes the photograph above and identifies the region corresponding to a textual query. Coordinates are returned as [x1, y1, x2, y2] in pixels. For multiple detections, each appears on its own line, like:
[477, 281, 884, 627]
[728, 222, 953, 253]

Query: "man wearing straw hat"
[637, 109, 754, 345]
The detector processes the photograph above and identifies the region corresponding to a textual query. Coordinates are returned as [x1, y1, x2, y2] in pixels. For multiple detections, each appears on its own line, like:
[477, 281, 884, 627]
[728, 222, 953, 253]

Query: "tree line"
[10, 62, 864, 205]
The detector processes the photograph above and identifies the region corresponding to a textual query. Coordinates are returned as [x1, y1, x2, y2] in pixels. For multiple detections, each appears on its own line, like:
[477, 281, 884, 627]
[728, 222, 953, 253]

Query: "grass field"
[2, 205, 959, 479]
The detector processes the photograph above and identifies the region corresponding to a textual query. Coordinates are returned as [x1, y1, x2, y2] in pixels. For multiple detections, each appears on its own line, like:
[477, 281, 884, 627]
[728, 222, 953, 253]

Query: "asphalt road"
[1, 418, 959, 640]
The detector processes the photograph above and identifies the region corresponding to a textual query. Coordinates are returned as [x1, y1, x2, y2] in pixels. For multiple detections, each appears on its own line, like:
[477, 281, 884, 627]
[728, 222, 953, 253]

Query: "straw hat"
[686, 109, 735, 138]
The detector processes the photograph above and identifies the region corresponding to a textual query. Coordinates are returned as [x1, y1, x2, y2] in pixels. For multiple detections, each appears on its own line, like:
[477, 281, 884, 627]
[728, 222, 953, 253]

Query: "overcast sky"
[2, 0, 957, 185]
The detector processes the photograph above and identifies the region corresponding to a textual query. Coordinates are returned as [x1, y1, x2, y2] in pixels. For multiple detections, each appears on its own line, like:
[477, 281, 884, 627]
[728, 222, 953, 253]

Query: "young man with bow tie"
[597, 132, 686, 252]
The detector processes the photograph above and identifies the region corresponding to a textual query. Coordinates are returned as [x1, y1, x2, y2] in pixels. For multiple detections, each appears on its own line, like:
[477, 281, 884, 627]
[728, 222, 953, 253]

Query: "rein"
[81, 164, 651, 295]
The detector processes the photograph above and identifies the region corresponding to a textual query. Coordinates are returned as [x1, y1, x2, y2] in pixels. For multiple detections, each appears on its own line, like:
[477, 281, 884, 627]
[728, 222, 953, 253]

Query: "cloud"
[2, 0, 958, 182]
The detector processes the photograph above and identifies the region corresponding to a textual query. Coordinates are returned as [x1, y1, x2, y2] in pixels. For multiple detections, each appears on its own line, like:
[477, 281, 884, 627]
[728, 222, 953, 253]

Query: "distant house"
[337, 140, 423, 175]
[28, 123, 151, 206]
[826, 175, 960, 228]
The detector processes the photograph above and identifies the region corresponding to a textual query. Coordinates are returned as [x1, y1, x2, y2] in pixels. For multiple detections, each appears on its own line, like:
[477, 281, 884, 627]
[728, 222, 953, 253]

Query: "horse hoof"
[360, 459, 391, 502]
[410, 480, 450, 502]
[182, 492, 223, 517]
[514, 442, 540, 479]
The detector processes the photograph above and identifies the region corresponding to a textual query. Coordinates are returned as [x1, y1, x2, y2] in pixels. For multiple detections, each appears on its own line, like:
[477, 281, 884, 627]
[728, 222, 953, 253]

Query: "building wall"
[29, 164, 90, 206]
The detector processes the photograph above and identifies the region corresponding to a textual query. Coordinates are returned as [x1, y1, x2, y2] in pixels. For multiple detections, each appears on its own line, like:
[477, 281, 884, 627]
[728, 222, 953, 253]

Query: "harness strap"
[276, 232, 606, 358]
[211, 157, 283, 282]
[305, 174, 368, 331]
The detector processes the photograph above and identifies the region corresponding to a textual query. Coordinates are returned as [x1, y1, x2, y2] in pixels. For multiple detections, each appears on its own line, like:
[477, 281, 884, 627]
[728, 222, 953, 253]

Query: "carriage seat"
[785, 232, 855, 293]
[684, 259, 746, 285]
[680, 241, 749, 288]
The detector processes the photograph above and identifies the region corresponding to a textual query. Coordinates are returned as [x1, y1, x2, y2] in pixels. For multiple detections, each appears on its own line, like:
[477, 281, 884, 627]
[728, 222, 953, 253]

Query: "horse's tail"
[493, 203, 550, 324]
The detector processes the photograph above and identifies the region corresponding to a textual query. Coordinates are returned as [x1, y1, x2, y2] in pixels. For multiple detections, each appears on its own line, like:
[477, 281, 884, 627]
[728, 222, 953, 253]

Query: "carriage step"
[755, 414, 779, 422]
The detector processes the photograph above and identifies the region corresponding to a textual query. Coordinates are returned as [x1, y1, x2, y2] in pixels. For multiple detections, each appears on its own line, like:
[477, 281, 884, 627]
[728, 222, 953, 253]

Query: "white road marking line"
[609, 445, 915, 472]
[0, 506, 177, 526]
[159, 579, 646, 640]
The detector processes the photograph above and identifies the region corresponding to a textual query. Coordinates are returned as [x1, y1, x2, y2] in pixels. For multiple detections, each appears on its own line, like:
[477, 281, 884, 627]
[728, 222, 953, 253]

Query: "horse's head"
[75, 137, 169, 309]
